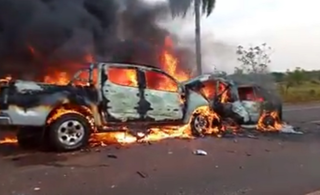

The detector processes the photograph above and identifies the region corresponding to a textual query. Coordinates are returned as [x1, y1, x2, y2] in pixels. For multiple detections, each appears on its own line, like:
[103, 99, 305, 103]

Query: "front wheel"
[48, 113, 92, 151]
[190, 113, 210, 137]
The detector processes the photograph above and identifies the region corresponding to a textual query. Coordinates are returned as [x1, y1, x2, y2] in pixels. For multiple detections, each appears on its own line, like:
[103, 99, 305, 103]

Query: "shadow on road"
[0, 142, 71, 167]
[0, 126, 314, 169]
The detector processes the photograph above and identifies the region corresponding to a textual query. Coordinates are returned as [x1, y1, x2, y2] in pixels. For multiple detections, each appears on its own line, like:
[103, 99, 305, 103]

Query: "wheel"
[190, 113, 210, 137]
[48, 113, 91, 151]
[17, 127, 43, 149]
[262, 114, 276, 127]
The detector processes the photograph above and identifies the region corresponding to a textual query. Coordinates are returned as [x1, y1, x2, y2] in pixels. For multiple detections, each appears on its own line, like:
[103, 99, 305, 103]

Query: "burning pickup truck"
[0, 62, 214, 151]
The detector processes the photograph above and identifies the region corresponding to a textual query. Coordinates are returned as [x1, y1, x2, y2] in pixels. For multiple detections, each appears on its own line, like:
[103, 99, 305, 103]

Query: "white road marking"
[305, 190, 320, 195]
[284, 106, 320, 112]
[309, 120, 320, 124]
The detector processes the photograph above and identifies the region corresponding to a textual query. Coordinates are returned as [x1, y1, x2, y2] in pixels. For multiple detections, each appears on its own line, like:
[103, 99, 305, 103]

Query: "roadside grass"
[278, 81, 320, 103]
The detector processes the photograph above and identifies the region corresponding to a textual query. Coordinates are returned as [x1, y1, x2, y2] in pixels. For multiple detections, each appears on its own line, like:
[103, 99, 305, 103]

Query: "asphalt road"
[1, 104, 320, 195]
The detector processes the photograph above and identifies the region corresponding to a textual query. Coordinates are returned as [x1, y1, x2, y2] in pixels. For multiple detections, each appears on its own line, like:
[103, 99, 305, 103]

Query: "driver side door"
[142, 70, 184, 122]
[100, 64, 141, 122]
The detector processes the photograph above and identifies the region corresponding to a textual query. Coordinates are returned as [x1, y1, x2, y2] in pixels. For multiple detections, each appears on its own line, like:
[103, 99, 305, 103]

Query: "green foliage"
[272, 69, 320, 84]
[168, 0, 216, 17]
[233, 43, 320, 103]
[271, 72, 284, 82]
[279, 81, 320, 103]
[201, 0, 216, 16]
[235, 43, 272, 74]
[285, 67, 306, 85]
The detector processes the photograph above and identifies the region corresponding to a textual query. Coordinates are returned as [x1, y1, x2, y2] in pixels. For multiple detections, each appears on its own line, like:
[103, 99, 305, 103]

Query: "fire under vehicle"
[183, 74, 283, 135]
[0, 62, 213, 151]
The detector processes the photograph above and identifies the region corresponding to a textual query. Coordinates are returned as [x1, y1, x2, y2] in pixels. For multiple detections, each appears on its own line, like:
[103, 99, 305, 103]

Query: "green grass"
[278, 81, 320, 103]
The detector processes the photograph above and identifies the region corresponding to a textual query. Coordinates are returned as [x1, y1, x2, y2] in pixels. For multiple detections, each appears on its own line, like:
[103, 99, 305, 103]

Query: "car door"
[238, 86, 262, 122]
[100, 64, 142, 122]
[142, 70, 184, 122]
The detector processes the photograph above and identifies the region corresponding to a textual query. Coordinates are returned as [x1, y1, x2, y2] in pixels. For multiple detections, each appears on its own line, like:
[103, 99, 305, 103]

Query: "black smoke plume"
[0, 0, 189, 80]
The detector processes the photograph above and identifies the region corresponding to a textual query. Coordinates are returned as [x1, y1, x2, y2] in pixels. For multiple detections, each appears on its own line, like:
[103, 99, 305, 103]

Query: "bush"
[278, 82, 320, 103]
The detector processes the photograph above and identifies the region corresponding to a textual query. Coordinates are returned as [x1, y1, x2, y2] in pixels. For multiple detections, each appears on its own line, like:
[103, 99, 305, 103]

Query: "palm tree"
[168, 0, 216, 75]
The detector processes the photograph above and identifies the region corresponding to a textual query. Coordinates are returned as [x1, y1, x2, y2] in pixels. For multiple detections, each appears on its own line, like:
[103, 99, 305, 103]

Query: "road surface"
[1, 104, 320, 195]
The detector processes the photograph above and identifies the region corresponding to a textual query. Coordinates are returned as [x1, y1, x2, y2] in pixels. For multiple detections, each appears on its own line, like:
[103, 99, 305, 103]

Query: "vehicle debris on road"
[107, 154, 118, 159]
[136, 171, 148, 178]
[193, 149, 208, 156]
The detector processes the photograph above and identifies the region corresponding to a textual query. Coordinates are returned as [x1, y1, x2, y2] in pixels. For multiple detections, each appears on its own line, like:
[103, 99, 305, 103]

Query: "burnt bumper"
[0, 112, 12, 125]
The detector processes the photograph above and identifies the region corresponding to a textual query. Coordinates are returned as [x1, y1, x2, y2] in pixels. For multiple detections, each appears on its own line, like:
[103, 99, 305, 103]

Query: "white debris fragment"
[279, 124, 303, 134]
[193, 149, 207, 156]
[34, 187, 40, 191]
[241, 124, 256, 129]
[241, 123, 303, 134]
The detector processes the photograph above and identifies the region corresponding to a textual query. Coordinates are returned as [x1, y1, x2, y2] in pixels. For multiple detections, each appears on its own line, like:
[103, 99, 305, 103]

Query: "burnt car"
[0, 62, 211, 151]
[183, 74, 283, 127]
[236, 83, 283, 122]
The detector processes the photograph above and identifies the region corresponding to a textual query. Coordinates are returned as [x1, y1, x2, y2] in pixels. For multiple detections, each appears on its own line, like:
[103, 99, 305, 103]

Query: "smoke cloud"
[0, 0, 193, 79]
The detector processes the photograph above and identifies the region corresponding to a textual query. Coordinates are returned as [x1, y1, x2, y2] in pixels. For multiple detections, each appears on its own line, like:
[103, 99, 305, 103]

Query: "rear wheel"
[48, 113, 91, 151]
[190, 113, 210, 137]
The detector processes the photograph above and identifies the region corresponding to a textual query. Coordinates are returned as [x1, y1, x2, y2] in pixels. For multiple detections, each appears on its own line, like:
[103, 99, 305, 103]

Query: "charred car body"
[184, 74, 283, 131]
[0, 62, 211, 151]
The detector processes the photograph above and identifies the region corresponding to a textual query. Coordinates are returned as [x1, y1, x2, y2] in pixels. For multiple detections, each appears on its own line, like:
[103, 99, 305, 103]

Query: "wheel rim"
[57, 120, 85, 146]
[262, 115, 276, 127]
[193, 115, 208, 133]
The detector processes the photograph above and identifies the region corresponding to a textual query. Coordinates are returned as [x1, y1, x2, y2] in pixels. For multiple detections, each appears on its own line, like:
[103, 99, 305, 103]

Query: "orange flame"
[0, 137, 18, 144]
[0, 37, 233, 147]
[257, 111, 283, 131]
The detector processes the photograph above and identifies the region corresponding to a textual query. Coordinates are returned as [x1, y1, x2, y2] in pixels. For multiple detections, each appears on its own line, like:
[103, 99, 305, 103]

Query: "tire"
[17, 127, 43, 149]
[190, 113, 210, 137]
[48, 113, 91, 152]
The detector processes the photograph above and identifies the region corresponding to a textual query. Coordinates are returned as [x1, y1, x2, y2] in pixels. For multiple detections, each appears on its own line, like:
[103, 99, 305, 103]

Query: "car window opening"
[108, 67, 138, 87]
[201, 81, 216, 100]
[238, 87, 264, 102]
[145, 71, 178, 92]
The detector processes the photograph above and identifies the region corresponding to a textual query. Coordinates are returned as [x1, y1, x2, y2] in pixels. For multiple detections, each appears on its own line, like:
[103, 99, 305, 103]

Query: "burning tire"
[17, 127, 42, 149]
[261, 114, 276, 127]
[190, 113, 210, 137]
[48, 113, 91, 151]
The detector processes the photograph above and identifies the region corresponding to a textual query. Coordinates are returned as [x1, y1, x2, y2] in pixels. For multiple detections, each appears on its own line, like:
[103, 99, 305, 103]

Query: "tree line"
[211, 43, 318, 91]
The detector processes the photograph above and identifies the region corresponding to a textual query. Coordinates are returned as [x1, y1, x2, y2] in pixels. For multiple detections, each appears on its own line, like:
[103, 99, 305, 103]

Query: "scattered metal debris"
[193, 149, 207, 156]
[136, 171, 148, 178]
[246, 134, 258, 139]
[279, 124, 303, 134]
[107, 154, 118, 159]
